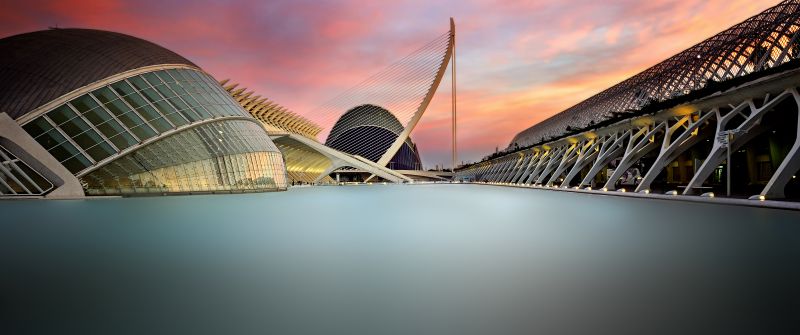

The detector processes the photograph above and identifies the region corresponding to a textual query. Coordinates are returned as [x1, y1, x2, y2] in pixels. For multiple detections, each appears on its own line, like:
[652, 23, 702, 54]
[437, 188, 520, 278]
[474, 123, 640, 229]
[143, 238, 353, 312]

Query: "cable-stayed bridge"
[223, 19, 456, 184]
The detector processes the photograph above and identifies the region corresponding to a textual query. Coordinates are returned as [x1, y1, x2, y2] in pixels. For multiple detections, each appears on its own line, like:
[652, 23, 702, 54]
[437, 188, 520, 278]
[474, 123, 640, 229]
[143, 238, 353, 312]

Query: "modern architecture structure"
[222, 82, 413, 184]
[457, 0, 800, 200]
[0, 28, 288, 198]
[325, 104, 422, 171]
[223, 19, 456, 184]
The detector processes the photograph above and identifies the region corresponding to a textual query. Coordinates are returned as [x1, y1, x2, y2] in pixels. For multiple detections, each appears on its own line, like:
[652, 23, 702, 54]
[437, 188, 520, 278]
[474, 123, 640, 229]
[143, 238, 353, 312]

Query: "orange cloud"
[0, 0, 779, 167]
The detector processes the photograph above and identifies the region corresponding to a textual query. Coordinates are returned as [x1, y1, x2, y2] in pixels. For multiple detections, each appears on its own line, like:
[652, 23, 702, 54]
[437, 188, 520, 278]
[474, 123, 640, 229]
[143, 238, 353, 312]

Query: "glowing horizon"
[0, 0, 778, 168]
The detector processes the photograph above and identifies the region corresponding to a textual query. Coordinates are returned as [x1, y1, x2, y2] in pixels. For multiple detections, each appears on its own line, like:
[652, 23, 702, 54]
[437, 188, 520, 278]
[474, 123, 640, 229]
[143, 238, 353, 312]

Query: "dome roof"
[0, 28, 196, 120]
[326, 104, 404, 143]
[325, 104, 422, 169]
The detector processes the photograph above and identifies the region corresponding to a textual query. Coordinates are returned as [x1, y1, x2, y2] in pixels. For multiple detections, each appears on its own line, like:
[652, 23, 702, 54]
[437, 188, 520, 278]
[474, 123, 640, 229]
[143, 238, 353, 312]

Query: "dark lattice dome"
[326, 104, 422, 170]
[0, 28, 196, 120]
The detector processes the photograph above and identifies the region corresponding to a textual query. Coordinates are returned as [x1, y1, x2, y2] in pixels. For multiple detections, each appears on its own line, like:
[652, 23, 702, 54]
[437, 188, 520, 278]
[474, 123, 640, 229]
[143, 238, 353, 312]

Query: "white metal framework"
[510, 0, 800, 149]
[458, 1, 800, 200]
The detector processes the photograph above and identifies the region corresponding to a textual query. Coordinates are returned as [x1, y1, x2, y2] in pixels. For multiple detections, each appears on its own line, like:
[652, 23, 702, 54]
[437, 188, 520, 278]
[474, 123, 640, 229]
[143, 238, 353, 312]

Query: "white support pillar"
[485, 161, 503, 181]
[486, 160, 502, 181]
[636, 111, 715, 192]
[546, 142, 582, 186]
[502, 154, 526, 183]
[580, 131, 629, 187]
[510, 151, 534, 183]
[476, 163, 492, 181]
[525, 147, 558, 185]
[494, 157, 514, 182]
[684, 92, 790, 195]
[560, 139, 602, 187]
[514, 151, 540, 184]
[603, 123, 665, 191]
[314, 163, 342, 184]
[536, 145, 569, 185]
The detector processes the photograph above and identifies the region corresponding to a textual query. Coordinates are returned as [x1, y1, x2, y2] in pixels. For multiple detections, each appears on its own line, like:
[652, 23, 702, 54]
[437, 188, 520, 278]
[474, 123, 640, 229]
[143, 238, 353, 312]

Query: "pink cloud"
[0, 0, 779, 167]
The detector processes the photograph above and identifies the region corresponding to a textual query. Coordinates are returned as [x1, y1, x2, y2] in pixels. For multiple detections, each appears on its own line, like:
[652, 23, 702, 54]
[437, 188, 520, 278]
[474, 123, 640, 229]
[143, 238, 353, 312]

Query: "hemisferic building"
[0, 28, 288, 198]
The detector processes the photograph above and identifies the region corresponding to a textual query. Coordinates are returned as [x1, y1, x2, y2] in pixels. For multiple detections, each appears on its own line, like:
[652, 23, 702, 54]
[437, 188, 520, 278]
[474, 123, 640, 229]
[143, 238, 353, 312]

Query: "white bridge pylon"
[301, 19, 456, 181]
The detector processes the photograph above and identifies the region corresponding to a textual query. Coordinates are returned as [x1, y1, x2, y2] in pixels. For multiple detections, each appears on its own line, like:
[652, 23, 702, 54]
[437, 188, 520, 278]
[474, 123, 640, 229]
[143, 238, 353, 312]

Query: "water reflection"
[1, 184, 799, 334]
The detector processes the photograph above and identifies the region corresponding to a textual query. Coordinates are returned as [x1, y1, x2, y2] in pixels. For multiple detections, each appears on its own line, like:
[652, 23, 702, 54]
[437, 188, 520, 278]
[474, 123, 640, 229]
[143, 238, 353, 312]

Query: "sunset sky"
[0, 0, 779, 168]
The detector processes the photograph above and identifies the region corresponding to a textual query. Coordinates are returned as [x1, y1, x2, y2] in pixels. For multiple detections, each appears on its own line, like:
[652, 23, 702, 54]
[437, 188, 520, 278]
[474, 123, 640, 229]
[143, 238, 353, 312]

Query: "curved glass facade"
[82, 120, 286, 195]
[20, 67, 287, 195]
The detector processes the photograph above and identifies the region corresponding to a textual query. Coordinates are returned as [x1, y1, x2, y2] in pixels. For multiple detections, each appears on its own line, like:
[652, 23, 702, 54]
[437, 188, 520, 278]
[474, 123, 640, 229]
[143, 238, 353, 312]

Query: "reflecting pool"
[1, 184, 799, 334]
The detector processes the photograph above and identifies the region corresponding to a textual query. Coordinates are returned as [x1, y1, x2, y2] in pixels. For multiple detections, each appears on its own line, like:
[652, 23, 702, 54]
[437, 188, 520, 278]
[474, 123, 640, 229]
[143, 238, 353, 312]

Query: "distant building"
[220, 19, 456, 184]
[0, 28, 288, 198]
[326, 104, 422, 171]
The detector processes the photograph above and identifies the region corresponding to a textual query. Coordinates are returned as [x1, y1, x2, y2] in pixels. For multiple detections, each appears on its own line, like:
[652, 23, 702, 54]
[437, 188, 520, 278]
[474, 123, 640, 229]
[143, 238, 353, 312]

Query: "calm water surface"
[1, 184, 799, 334]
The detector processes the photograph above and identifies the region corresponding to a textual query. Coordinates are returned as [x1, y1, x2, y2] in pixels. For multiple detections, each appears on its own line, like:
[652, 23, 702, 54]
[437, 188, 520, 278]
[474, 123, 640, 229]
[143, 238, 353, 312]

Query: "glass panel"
[137, 105, 173, 132]
[181, 69, 199, 81]
[36, 129, 68, 150]
[154, 84, 177, 99]
[167, 69, 187, 81]
[153, 101, 188, 127]
[149, 117, 173, 133]
[128, 76, 150, 91]
[201, 86, 224, 104]
[46, 105, 77, 125]
[224, 105, 244, 117]
[82, 106, 115, 125]
[72, 128, 105, 151]
[122, 92, 149, 109]
[203, 104, 224, 118]
[107, 131, 139, 150]
[50, 141, 83, 162]
[92, 87, 119, 104]
[167, 81, 188, 96]
[140, 88, 164, 103]
[79, 120, 286, 195]
[156, 71, 176, 83]
[100, 100, 156, 141]
[111, 80, 137, 97]
[70, 95, 101, 113]
[181, 95, 212, 119]
[23, 117, 54, 139]
[167, 96, 190, 112]
[143, 72, 163, 87]
[188, 87, 211, 105]
[104, 99, 132, 119]
[187, 71, 204, 82]
[79, 109, 131, 150]
[61, 154, 93, 173]
[59, 114, 93, 139]
[84, 141, 115, 162]
[128, 124, 157, 141]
